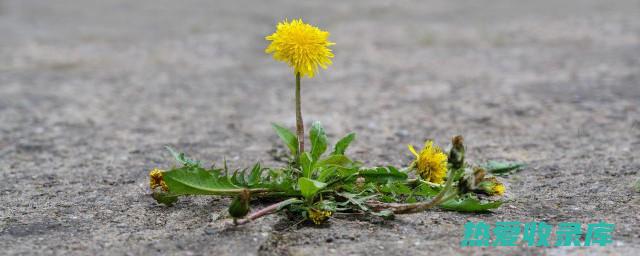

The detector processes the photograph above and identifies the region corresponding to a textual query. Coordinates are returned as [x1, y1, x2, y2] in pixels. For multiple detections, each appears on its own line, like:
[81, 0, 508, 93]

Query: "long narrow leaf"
[359, 166, 408, 183]
[332, 133, 355, 155]
[439, 196, 502, 212]
[272, 123, 298, 157]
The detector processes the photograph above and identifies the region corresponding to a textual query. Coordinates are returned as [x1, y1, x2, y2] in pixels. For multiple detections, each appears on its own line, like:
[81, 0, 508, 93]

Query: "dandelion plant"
[148, 19, 524, 226]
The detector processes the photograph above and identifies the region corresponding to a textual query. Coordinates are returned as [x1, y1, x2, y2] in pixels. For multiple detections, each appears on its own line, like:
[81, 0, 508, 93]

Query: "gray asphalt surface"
[1, 0, 639, 255]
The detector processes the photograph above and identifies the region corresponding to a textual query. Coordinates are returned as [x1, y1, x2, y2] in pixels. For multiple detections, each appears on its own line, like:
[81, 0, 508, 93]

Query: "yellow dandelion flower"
[149, 168, 168, 192]
[307, 208, 332, 225]
[265, 19, 335, 78]
[408, 141, 448, 184]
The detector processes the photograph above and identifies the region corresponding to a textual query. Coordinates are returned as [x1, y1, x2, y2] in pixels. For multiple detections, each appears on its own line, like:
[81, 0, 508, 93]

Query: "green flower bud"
[229, 189, 251, 223]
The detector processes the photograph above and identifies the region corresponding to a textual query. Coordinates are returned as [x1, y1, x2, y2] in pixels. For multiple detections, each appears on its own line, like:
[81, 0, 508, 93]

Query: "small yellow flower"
[493, 183, 506, 195]
[265, 19, 334, 78]
[408, 141, 448, 184]
[149, 168, 168, 192]
[479, 177, 505, 196]
[307, 208, 332, 225]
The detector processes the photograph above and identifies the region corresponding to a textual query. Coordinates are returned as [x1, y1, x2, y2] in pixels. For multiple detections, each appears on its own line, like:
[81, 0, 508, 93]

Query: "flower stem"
[234, 198, 299, 225]
[295, 72, 304, 154]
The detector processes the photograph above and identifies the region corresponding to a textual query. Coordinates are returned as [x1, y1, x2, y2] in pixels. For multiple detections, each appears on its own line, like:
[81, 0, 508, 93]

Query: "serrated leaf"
[298, 177, 327, 200]
[234, 169, 247, 185]
[309, 121, 328, 161]
[337, 192, 377, 212]
[272, 123, 298, 157]
[332, 133, 355, 155]
[480, 161, 526, 176]
[439, 196, 502, 212]
[163, 166, 281, 196]
[248, 163, 261, 186]
[359, 166, 408, 183]
[165, 146, 199, 166]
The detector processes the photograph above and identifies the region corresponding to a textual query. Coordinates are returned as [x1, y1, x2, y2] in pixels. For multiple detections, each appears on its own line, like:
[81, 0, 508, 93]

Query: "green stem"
[295, 72, 304, 154]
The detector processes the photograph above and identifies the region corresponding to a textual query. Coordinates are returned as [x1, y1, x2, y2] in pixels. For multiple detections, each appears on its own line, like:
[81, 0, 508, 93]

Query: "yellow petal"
[408, 144, 419, 157]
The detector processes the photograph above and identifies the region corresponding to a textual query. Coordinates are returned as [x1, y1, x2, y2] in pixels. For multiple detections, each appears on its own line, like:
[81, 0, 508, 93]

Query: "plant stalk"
[295, 72, 304, 154]
[235, 198, 298, 225]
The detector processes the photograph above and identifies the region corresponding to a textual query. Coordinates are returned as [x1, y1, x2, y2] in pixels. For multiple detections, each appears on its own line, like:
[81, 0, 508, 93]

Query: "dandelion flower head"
[265, 19, 334, 78]
[408, 141, 448, 184]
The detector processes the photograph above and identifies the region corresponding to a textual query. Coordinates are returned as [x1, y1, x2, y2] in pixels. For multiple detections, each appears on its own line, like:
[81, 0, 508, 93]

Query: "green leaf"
[634, 178, 640, 193]
[309, 121, 328, 160]
[152, 192, 178, 206]
[379, 182, 412, 195]
[298, 177, 327, 200]
[272, 123, 298, 157]
[359, 166, 408, 183]
[163, 166, 245, 195]
[165, 146, 200, 166]
[439, 196, 502, 212]
[248, 163, 261, 186]
[316, 155, 352, 168]
[300, 152, 314, 178]
[337, 192, 377, 212]
[233, 169, 246, 186]
[317, 164, 359, 183]
[480, 161, 526, 176]
[332, 133, 356, 155]
[163, 165, 292, 196]
[276, 198, 304, 211]
[315, 200, 339, 212]
[412, 183, 441, 197]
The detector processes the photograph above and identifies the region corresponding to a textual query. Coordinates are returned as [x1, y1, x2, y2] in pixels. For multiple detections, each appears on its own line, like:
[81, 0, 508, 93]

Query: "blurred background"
[1, 0, 639, 255]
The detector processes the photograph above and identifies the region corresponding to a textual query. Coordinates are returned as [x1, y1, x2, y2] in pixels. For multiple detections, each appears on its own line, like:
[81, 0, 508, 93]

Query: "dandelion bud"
[229, 189, 251, 223]
[460, 167, 505, 196]
[448, 135, 465, 170]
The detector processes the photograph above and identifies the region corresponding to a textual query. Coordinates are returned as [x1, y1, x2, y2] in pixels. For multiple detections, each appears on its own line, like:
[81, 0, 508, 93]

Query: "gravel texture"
[1, 0, 639, 255]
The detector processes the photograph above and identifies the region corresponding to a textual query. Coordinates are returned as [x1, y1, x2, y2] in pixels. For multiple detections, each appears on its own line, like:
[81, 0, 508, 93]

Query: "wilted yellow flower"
[149, 168, 168, 192]
[479, 177, 505, 196]
[265, 19, 334, 78]
[493, 183, 505, 195]
[307, 208, 332, 225]
[461, 168, 506, 196]
[408, 141, 448, 184]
